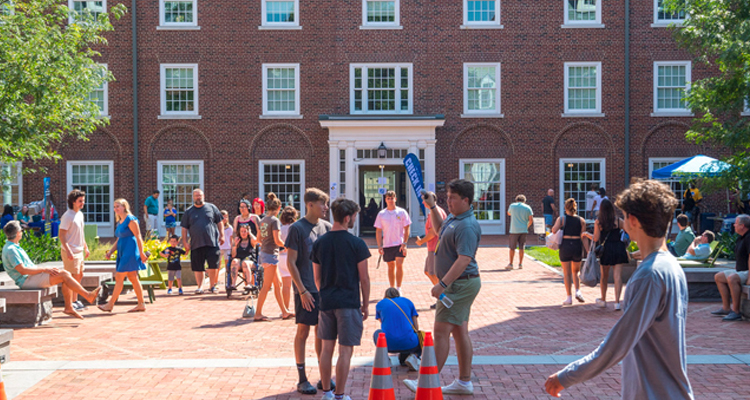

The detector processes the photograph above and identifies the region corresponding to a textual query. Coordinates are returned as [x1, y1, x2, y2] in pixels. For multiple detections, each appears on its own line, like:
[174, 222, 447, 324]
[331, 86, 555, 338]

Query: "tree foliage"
[0, 0, 126, 173]
[665, 0, 750, 193]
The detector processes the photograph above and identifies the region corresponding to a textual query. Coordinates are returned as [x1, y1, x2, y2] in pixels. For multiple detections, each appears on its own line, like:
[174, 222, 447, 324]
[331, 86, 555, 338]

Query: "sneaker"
[614, 302, 621, 311]
[72, 301, 86, 310]
[319, 391, 334, 400]
[575, 291, 585, 303]
[405, 354, 420, 371]
[595, 299, 606, 308]
[397, 287, 403, 296]
[518, 264, 523, 269]
[178, 288, 183, 295]
[562, 297, 572, 306]
[505, 263, 513, 270]
[430, 302, 437, 310]
[403, 379, 418, 393]
[194, 289, 204, 295]
[711, 308, 731, 316]
[211, 286, 219, 294]
[722, 311, 742, 321]
[441, 379, 474, 395]
[167, 289, 173, 295]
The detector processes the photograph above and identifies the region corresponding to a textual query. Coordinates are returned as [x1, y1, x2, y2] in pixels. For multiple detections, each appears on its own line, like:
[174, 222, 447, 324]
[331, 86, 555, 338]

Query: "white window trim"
[651, 61, 692, 117]
[95, 63, 109, 118]
[462, 63, 502, 117]
[156, 160, 205, 236]
[66, 160, 114, 228]
[558, 158, 606, 214]
[462, 0, 502, 29]
[563, 61, 602, 116]
[561, 0, 603, 28]
[1, 162, 22, 208]
[652, 0, 685, 27]
[360, 0, 401, 29]
[741, 99, 750, 117]
[459, 158, 506, 231]
[1, 1, 14, 18]
[260, 0, 300, 29]
[262, 64, 301, 118]
[258, 160, 306, 218]
[349, 63, 413, 115]
[158, 0, 199, 29]
[649, 157, 685, 227]
[68, 0, 106, 25]
[159, 63, 200, 119]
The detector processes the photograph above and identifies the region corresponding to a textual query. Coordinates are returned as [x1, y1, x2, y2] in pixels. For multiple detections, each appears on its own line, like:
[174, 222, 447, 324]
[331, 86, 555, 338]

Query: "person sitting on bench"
[1, 221, 101, 313]
[682, 231, 715, 261]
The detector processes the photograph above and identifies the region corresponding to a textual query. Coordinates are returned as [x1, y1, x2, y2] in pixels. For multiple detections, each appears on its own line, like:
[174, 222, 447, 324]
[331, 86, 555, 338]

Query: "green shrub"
[717, 231, 739, 260]
[0, 231, 61, 270]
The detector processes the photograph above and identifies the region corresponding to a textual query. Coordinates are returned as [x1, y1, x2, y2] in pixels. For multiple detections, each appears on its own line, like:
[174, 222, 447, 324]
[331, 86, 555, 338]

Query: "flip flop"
[97, 304, 112, 313]
[253, 316, 270, 322]
[128, 307, 146, 313]
[282, 313, 295, 320]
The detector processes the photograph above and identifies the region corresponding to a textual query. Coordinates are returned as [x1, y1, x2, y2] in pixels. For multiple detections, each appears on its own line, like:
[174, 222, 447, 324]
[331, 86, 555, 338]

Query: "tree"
[0, 0, 126, 174]
[665, 0, 750, 193]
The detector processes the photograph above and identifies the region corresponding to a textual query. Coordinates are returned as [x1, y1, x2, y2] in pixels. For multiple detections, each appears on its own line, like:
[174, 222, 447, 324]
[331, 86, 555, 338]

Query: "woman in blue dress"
[99, 198, 148, 313]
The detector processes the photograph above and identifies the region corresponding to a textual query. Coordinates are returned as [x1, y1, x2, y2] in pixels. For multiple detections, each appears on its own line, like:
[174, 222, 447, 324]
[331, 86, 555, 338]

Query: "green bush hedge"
[0, 232, 61, 270]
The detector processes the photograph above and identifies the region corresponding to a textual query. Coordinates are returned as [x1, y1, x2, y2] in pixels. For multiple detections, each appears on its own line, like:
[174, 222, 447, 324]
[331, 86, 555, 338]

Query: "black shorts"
[295, 292, 320, 326]
[383, 245, 406, 262]
[559, 239, 583, 262]
[191, 246, 221, 271]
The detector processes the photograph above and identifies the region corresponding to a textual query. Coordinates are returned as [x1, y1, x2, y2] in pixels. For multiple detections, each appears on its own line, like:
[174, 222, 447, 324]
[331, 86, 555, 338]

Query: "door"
[358, 165, 407, 237]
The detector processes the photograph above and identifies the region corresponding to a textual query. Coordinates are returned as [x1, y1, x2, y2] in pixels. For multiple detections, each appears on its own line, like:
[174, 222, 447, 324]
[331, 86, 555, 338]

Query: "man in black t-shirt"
[181, 189, 225, 295]
[712, 214, 750, 321]
[313, 198, 371, 400]
[542, 189, 557, 229]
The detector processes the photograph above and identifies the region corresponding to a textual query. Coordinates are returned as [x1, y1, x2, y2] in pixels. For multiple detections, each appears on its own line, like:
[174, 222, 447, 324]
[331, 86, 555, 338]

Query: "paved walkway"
[5, 246, 750, 399]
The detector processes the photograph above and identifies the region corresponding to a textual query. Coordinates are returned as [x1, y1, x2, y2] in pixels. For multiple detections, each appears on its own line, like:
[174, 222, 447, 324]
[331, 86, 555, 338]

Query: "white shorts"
[723, 270, 749, 283]
[277, 254, 291, 278]
[146, 214, 159, 232]
[21, 273, 53, 289]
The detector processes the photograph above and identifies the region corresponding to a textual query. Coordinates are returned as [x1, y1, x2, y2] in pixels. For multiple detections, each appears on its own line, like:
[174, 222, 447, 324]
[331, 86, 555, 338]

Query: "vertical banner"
[403, 154, 426, 216]
[43, 177, 51, 233]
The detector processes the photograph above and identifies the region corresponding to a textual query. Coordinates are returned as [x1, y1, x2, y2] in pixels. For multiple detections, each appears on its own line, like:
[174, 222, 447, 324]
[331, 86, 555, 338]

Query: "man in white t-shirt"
[59, 189, 90, 319]
[374, 190, 411, 293]
[592, 187, 608, 219]
[585, 185, 598, 220]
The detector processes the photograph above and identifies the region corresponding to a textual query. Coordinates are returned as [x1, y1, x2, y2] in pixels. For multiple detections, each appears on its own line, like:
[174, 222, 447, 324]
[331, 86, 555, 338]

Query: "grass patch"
[525, 246, 561, 267]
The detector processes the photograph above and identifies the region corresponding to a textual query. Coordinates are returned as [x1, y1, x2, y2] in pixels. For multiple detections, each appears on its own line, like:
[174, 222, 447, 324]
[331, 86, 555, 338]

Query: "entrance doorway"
[358, 165, 407, 236]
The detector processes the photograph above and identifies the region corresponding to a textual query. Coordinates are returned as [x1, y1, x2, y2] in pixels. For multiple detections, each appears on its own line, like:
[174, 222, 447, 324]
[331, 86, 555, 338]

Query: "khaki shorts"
[436, 276, 481, 326]
[21, 273, 53, 289]
[62, 252, 84, 275]
[424, 251, 436, 275]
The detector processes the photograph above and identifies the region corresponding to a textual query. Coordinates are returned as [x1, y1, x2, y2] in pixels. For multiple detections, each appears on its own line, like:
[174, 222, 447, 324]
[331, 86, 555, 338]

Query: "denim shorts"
[259, 252, 279, 265]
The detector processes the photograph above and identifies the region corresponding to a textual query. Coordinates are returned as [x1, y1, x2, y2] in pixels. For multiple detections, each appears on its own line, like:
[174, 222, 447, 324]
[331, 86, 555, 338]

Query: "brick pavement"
[6, 246, 750, 399]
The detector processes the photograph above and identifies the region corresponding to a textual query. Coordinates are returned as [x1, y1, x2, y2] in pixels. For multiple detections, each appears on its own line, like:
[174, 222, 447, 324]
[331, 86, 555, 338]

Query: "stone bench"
[683, 267, 733, 301]
[741, 285, 750, 319]
[0, 286, 58, 327]
[0, 328, 13, 363]
[52, 272, 112, 306]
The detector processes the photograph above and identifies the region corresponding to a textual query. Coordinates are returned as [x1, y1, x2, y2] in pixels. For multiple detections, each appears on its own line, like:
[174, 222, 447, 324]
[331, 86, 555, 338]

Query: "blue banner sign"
[403, 153, 426, 216]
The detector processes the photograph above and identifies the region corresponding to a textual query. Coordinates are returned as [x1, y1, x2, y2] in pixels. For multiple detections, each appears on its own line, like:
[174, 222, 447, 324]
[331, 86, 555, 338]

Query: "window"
[463, 0, 501, 28]
[158, 161, 204, 225]
[160, 64, 199, 118]
[362, 0, 400, 28]
[564, 62, 602, 115]
[89, 64, 108, 117]
[463, 63, 501, 116]
[559, 159, 605, 219]
[339, 149, 346, 198]
[1, 1, 14, 17]
[654, 0, 685, 26]
[742, 99, 750, 116]
[67, 161, 113, 225]
[563, 0, 602, 27]
[653, 61, 691, 116]
[159, 0, 198, 29]
[259, 161, 305, 215]
[0, 163, 22, 208]
[68, 1, 105, 24]
[350, 64, 412, 114]
[649, 158, 685, 220]
[262, 64, 300, 117]
[460, 159, 505, 222]
[261, 0, 299, 28]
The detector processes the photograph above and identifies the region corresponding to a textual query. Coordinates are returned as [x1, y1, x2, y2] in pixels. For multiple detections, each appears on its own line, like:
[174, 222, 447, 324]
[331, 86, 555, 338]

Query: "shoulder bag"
[546, 215, 565, 250]
[595, 228, 610, 258]
[388, 298, 425, 348]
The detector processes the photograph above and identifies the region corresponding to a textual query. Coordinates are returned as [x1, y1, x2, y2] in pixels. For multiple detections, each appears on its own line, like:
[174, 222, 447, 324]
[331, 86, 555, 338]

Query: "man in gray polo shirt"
[404, 179, 482, 395]
[545, 179, 694, 400]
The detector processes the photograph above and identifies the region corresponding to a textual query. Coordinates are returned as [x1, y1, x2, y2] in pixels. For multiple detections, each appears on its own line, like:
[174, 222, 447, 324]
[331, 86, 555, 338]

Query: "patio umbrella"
[651, 155, 730, 179]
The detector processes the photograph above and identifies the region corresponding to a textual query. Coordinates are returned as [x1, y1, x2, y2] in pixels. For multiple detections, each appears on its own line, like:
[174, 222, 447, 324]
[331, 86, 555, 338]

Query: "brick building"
[8, 0, 737, 237]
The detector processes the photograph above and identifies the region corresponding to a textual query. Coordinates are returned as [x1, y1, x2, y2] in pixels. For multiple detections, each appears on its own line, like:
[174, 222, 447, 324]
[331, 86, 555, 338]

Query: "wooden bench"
[103, 263, 165, 304]
[0, 286, 59, 327]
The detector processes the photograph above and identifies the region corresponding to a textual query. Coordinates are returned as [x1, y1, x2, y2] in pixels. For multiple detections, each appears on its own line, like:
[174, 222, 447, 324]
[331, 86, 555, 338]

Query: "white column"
[345, 143, 355, 200]
[328, 141, 338, 202]
[426, 140, 437, 191]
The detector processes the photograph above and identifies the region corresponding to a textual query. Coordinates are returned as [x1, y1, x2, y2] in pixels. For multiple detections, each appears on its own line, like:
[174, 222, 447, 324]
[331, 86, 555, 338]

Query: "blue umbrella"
[651, 155, 731, 179]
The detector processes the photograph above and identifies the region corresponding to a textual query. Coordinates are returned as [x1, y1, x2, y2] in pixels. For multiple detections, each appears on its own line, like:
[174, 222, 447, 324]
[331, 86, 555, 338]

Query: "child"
[164, 199, 178, 237]
[160, 235, 186, 295]
[219, 210, 234, 273]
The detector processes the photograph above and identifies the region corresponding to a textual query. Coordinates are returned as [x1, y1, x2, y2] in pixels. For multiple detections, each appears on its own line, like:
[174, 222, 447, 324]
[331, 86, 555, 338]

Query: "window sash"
[0, 163, 22, 208]
[260, 162, 304, 213]
[656, 0, 685, 22]
[560, 159, 605, 218]
[465, 64, 500, 113]
[461, 161, 503, 221]
[70, 163, 112, 224]
[366, 1, 396, 23]
[163, 1, 195, 24]
[70, 0, 105, 23]
[655, 63, 689, 111]
[565, 63, 600, 112]
[566, 0, 597, 22]
[160, 163, 203, 223]
[161, 65, 198, 115]
[465, 0, 497, 24]
[351, 65, 412, 114]
[262, 0, 298, 25]
[263, 65, 299, 115]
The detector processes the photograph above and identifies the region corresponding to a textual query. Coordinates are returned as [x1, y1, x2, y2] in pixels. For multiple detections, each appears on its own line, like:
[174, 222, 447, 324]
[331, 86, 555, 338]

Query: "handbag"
[595, 229, 611, 258]
[546, 216, 565, 250]
[388, 298, 425, 348]
[580, 247, 601, 287]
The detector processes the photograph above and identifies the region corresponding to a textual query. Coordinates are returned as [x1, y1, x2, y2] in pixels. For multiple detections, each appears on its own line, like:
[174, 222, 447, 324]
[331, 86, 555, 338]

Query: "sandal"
[296, 381, 317, 395]
[253, 316, 270, 322]
[282, 313, 295, 320]
[97, 305, 112, 313]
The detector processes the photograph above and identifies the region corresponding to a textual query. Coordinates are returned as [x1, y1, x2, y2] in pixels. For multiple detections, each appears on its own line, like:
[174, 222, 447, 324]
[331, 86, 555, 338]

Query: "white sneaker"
[397, 287, 403, 296]
[575, 290, 585, 303]
[614, 302, 622, 311]
[595, 299, 606, 308]
[441, 379, 474, 395]
[194, 289, 204, 295]
[403, 379, 418, 393]
[505, 263, 514, 270]
[562, 297, 573, 306]
[320, 391, 335, 400]
[405, 353, 420, 372]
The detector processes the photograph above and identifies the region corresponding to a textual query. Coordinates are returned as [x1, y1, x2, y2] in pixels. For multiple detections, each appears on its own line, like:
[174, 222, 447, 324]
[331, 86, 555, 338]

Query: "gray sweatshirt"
[557, 251, 694, 400]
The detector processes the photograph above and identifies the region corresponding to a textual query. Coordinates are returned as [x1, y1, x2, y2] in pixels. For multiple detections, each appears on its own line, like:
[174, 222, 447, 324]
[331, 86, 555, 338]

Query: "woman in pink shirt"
[416, 192, 447, 308]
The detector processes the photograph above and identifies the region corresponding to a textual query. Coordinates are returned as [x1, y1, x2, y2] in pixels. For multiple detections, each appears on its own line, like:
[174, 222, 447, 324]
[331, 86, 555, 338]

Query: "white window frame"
[459, 158, 506, 233]
[652, 0, 686, 27]
[562, 0, 603, 28]
[260, 0, 300, 30]
[68, 0, 106, 25]
[649, 157, 686, 228]
[1, 1, 14, 17]
[258, 160, 306, 217]
[66, 160, 114, 230]
[742, 99, 750, 117]
[349, 63, 413, 115]
[360, 0, 401, 29]
[156, 160, 205, 236]
[158, 0, 199, 30]
[159, 64, 200, 119]
[462, 63, 503, 118]
[462, 0, 502, 29]
[563, 62, 603, 117]
[558, 158, 606, 216]
[0, 162, 22, 208]
[652, 61, 692, 117]
[261, 64, 301, 118]
[91, 63, 109, 118]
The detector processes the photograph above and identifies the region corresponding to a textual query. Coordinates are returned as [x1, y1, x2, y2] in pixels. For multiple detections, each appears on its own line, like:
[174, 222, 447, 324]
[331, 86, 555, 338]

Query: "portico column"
[426, 140, 437, 190]
[345, 143, 355, 200]
[328, 141, 338, 200]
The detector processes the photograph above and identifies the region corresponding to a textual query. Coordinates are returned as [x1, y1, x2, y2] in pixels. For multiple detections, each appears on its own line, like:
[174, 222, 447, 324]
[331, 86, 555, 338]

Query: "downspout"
[131, 0, 139, 209]
[624, 0, 631, 186]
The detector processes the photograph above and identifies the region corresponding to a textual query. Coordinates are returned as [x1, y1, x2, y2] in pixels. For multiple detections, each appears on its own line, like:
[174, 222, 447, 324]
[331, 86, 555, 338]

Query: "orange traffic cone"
[415, 332, 442, 400]
[368, 332, 396, 400]
[0, 361, 7, 400]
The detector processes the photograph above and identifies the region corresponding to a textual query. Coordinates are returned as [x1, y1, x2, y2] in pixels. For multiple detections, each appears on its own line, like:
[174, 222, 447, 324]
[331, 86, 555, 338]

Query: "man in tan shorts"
[59, 189, 90, 319]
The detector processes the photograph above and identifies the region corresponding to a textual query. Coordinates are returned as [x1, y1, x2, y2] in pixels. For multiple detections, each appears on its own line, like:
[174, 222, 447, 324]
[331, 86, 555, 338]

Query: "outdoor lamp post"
[378, 142, 387, 209]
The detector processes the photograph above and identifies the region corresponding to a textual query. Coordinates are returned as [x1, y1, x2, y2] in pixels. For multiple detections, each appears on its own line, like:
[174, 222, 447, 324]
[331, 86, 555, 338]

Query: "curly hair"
[615, 179, 679, 238]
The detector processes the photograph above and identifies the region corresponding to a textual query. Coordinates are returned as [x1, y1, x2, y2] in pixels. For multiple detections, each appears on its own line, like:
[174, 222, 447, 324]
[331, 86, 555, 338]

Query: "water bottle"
[439, 293, 453, 308]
